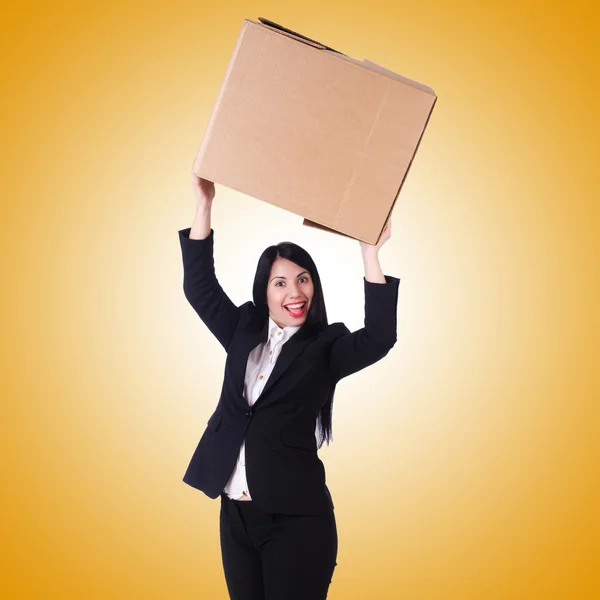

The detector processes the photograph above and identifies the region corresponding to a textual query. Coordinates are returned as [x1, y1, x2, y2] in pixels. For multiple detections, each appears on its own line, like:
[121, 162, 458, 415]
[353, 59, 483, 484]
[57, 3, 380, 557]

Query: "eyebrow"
[269, 270, 309, 283]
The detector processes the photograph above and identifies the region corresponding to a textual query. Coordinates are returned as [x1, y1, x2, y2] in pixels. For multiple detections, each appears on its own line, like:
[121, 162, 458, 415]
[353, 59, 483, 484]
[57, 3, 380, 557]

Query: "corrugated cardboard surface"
[193, 18, 436, 244]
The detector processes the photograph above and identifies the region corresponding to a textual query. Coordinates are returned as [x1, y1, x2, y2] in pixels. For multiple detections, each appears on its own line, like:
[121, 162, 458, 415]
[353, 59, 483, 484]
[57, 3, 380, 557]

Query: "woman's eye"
[275, 277, 308, 286]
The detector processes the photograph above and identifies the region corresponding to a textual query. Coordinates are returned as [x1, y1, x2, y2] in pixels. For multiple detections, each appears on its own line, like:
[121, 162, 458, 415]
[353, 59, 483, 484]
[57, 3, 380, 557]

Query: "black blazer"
[178, 227, 400, 515]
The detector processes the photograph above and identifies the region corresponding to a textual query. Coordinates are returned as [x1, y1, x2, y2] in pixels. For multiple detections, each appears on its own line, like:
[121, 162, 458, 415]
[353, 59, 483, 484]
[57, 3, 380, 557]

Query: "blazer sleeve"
[178, 227, 248, 352]
[327, 275, 400, 383]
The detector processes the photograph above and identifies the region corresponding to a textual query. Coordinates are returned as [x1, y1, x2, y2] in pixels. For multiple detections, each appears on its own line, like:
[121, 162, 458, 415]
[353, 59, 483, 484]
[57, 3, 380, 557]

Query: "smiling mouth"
[284, 302, 307, 317]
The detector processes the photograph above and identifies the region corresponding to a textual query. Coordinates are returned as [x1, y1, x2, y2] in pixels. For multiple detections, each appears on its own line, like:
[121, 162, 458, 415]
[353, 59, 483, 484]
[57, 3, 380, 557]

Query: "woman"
[179, 173, 400, 600]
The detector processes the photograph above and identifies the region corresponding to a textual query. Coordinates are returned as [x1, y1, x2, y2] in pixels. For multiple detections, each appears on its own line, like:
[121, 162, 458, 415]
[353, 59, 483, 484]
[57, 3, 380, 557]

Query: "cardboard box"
[193, 17, 437, 244]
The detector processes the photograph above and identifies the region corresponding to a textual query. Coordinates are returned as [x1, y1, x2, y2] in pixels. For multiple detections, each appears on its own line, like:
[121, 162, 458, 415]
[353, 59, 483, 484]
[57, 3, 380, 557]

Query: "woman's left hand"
[359, 217, 392, 253]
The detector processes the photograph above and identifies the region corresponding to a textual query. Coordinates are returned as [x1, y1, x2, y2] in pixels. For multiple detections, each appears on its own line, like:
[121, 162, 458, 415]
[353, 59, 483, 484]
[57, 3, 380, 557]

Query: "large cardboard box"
[193, 17, 436, 244]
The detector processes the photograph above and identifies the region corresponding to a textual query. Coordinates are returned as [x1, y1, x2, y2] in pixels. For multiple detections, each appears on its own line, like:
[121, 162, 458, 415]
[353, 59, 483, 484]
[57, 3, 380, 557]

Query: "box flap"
[257, 17, 345, 55]
[302, 218, 371, 243]
[363, 59, 436, 96]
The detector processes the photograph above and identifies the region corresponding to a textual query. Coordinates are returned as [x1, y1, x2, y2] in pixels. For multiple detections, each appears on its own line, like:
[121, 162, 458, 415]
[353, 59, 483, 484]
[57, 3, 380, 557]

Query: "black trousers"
[219, 492, 338, 600]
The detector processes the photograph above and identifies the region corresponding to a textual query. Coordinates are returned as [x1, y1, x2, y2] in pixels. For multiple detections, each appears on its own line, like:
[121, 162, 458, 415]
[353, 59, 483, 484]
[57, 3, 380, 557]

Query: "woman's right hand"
[191, 173, 215, 206]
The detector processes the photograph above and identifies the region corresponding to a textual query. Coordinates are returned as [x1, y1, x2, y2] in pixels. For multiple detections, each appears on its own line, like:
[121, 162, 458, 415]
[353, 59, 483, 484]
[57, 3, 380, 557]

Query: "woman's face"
[266, 257, 314, 329]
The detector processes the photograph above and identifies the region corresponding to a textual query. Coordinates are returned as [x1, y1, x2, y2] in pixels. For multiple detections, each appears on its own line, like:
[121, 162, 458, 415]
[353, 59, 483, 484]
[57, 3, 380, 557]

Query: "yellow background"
[2, 1, 598, 598]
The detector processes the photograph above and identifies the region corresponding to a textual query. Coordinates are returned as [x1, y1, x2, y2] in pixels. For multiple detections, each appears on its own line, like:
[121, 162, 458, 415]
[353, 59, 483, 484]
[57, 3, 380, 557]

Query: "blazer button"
[245, 409, 253, 418]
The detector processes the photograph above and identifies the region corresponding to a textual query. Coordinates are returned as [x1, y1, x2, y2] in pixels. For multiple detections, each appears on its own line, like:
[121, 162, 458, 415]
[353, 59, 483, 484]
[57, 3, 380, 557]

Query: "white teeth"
[285, 302, 305, 310]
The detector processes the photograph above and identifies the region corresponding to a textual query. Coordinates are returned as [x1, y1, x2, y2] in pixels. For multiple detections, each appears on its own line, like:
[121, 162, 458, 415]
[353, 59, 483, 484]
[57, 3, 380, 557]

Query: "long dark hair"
[251, 241, 335, 448]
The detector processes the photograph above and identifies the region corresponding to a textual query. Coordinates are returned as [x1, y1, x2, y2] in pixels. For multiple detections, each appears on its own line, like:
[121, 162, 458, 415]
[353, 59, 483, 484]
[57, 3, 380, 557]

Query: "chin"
[279, 312, 308, 327]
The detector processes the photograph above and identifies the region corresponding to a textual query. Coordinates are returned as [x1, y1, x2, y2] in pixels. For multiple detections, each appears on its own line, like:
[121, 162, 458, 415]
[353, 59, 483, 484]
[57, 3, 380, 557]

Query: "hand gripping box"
[193, 17, 437, 244]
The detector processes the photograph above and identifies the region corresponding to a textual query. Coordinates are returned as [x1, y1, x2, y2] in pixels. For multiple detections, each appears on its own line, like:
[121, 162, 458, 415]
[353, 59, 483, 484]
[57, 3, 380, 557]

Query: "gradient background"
[2, 1, 598, 598]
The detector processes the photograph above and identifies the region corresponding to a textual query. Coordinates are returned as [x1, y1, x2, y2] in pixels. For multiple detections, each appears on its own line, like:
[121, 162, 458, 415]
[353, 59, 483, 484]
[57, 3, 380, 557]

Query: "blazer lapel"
[232, 316, 269, 405]
[233, 312, 315, 411]
[253, 327, 314, 409]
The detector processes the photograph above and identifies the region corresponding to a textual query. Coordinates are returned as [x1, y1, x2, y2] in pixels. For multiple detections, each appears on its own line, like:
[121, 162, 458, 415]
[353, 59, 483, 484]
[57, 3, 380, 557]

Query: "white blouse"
[223, 316, 301, 500]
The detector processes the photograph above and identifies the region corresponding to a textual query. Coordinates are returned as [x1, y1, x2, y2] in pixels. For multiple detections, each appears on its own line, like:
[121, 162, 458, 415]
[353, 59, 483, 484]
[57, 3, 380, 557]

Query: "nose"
[287, 282, 304, 301]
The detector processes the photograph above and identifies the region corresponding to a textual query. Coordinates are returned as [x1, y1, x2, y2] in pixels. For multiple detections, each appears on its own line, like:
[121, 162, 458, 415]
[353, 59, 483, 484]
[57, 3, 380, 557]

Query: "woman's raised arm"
[178, 174, 247, 352]
[189, 174, 215, 240]
[327, 218, 400, 382]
